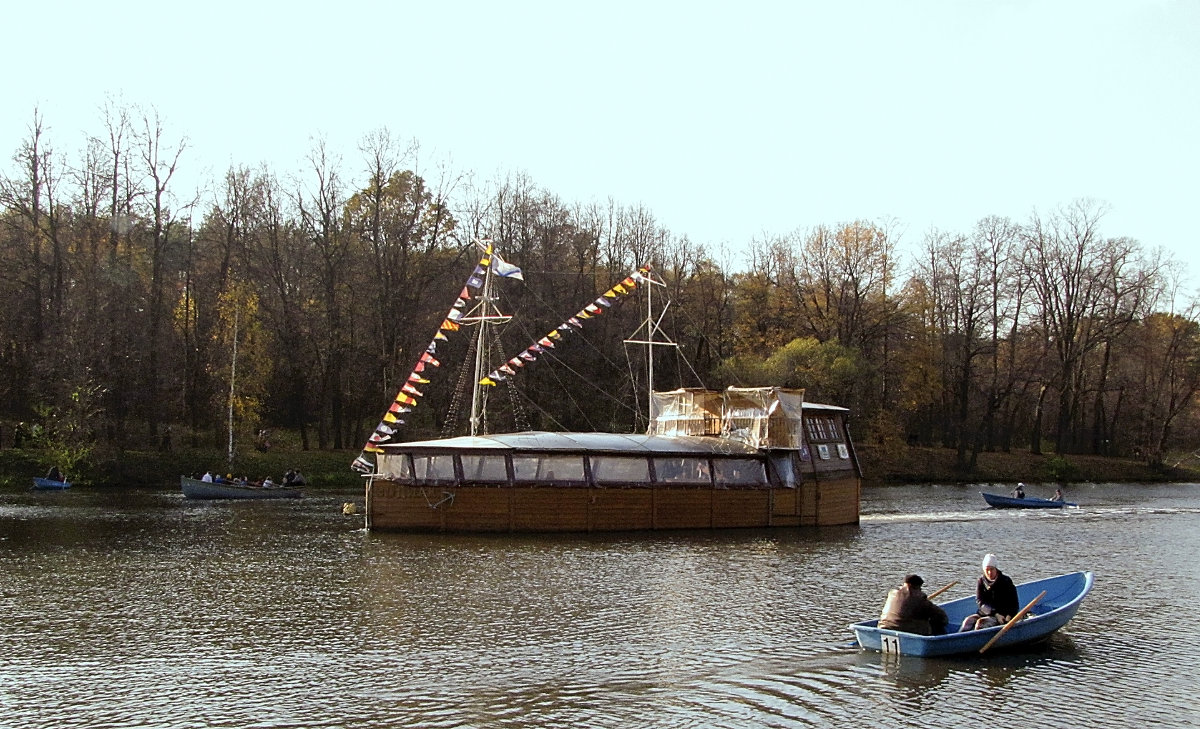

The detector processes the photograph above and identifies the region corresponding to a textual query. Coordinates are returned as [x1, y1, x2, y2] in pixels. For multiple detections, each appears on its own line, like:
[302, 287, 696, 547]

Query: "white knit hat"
[982, 553, 999, 571]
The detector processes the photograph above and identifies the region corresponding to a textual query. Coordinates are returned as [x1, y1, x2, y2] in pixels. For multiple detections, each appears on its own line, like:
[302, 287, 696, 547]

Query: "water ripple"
[2, 485, 1200, 727]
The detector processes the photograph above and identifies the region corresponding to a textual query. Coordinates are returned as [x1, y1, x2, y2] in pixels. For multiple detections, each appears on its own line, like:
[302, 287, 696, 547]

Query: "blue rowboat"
[180, 476, 302, 500]
[850, 571, 1093, 657]
[31, 477, 72, 490]
[982, 491, 1076, 508]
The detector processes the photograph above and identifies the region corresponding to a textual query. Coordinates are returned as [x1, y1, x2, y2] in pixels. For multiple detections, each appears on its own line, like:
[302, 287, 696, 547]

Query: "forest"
[3, 105, 1199, 477]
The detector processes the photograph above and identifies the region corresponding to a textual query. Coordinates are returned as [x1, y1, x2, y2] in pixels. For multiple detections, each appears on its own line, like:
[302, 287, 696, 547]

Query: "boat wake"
[861, 510, 1011, 524]
[862, 504, 1200, 525]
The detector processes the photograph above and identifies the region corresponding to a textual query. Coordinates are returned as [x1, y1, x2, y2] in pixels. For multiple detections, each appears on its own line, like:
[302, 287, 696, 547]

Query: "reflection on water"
[2, 483, 1200, 728]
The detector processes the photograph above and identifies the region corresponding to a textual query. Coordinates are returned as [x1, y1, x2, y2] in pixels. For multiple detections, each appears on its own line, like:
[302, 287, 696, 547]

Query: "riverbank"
[857, 444, 1200, 485]
[0, 447, 364, 490]
[2, 443, 1198, 490]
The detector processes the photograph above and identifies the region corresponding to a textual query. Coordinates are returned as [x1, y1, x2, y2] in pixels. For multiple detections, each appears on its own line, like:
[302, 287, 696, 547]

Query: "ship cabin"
[365, 386, 861, 532]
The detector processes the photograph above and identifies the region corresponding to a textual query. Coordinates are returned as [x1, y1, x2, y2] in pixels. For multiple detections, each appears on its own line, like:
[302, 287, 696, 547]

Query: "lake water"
[2, 481, 1199, 728]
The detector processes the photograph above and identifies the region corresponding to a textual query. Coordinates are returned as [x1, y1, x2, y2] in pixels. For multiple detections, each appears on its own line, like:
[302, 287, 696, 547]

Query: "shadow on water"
[852, 632, 1083, 693]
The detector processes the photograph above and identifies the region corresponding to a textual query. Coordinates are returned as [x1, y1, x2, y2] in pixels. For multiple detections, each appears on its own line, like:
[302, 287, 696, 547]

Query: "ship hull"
[366, 477, 860, 532]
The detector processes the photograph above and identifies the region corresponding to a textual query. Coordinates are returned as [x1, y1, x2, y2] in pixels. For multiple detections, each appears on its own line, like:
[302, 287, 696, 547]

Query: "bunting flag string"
[352, 242, 501, 472]
[477, 264, 651, 388]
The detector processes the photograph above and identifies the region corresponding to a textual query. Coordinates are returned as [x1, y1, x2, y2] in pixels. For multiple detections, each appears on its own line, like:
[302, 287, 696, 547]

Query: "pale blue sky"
[6, 1, 1198, 289]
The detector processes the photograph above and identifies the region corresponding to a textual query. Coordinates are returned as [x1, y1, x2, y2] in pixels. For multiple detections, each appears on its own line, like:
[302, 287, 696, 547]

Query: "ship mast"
[623, 267, 678, 431]
[458, 240, 512, 437]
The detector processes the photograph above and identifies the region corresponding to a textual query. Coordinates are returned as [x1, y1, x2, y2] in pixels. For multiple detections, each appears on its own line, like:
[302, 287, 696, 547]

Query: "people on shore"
[959, 553, 1021, 631]
[878, 574, 949, 635]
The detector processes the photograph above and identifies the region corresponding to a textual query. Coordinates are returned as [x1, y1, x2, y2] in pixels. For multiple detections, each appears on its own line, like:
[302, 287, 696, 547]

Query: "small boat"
[180, 476, 302, 500]
[850, 571, 1093, 657]
[981, 491, 1076, 508]
[31, 477, 72, 490]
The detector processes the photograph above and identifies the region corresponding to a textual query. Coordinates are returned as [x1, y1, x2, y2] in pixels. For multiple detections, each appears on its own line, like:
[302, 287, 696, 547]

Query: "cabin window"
[460, 454, 509, 483]
[713, 458, 768, 486]
[412, 454, 456, 482]
[653, 457, 711, 484]
[768, 453, 797, 487]
[377, 453, 413, 481]
[805, 415, 839, 442]
[512, 455, 586, 483]
[590, 456, 651, 484]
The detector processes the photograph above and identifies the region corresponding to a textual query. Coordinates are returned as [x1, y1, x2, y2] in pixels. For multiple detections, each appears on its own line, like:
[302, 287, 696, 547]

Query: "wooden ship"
[355, 243, 861, 532]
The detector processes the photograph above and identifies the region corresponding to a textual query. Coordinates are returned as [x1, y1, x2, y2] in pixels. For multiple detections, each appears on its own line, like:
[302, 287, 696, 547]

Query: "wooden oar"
[979, 590, 1046, 654]
[927, 581, 958, 600]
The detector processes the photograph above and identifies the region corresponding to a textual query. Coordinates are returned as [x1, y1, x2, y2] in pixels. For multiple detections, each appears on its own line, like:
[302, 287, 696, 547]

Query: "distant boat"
[982, 491, 1076, 509]
[31, 477, 71, 491]
[850, 571, 1093, 657]
[180, 476, 302, 500]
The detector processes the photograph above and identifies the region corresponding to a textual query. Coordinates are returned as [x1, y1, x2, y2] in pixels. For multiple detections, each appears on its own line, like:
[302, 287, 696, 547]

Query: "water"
[2, 481, 1199, 728]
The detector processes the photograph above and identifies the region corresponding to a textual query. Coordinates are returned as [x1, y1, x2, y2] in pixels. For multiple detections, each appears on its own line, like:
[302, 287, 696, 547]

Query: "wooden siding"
[367, 479, 859, 533]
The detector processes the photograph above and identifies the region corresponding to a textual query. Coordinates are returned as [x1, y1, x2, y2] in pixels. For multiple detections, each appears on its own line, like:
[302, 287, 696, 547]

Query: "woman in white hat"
[959, 553, 1020, 631]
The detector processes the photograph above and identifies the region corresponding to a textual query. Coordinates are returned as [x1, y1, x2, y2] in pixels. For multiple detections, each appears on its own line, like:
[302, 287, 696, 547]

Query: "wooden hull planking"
[367, 476, 860, 532]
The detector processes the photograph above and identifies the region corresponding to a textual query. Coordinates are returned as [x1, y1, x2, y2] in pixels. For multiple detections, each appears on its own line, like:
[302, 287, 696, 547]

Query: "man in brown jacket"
[878, 574, 949, 635]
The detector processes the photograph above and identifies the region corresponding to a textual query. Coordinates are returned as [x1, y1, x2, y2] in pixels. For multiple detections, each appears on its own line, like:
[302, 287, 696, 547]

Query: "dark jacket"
[879, 585, 949, 635]
[976, 570, 1020, 621]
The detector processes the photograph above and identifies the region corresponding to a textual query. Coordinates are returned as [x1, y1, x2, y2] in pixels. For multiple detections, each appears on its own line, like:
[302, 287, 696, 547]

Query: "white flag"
[493, 254, 524, 280]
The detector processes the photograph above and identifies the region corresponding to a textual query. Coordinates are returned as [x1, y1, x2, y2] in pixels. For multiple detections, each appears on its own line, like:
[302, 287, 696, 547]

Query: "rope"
[442, 335, 477, 437]
[489, 325, 530, 431]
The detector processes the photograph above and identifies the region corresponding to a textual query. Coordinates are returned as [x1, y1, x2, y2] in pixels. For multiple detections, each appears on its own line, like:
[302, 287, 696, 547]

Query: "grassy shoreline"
[2, 443, 1197, 491]
[857, 444, 1200, 486]
[0, 447, 364, 490]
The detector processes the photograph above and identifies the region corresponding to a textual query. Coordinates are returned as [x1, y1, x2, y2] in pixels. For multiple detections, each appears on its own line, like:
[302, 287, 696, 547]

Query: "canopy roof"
[650, 386, 846, 449]
[380, 431, 761, 456]
[380, 387, 848, 455]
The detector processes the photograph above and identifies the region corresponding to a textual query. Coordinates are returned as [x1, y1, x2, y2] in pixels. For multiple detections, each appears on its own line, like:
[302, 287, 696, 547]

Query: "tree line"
[3, 105, 1198, 472]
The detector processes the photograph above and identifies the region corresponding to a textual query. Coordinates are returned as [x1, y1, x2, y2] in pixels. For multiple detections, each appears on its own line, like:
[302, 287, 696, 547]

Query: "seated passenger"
[960, 553, 1020, 631]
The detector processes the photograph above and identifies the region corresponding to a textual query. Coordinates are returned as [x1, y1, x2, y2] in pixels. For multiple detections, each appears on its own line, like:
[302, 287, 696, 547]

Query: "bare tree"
[135, 108, 190, 442]
[1023, 200, 1156, 453]
[296, 137, 349, 448]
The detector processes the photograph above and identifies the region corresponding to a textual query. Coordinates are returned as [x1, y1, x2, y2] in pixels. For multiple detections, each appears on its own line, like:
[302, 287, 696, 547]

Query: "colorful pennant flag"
[478, 263, 649, 391]
[355, 244, 501, 467]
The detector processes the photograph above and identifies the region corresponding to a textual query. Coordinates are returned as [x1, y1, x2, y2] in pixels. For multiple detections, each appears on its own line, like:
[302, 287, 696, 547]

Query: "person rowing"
[878, 573, 949, 635]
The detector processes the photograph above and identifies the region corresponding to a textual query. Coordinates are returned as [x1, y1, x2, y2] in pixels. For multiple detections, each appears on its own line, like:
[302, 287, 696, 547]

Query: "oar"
[927, 581, 958, 600]
[979, 590, 1046, 654]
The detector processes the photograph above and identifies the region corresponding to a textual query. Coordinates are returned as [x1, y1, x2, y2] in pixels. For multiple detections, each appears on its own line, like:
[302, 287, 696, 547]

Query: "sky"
[5, 1, 1199, 289]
